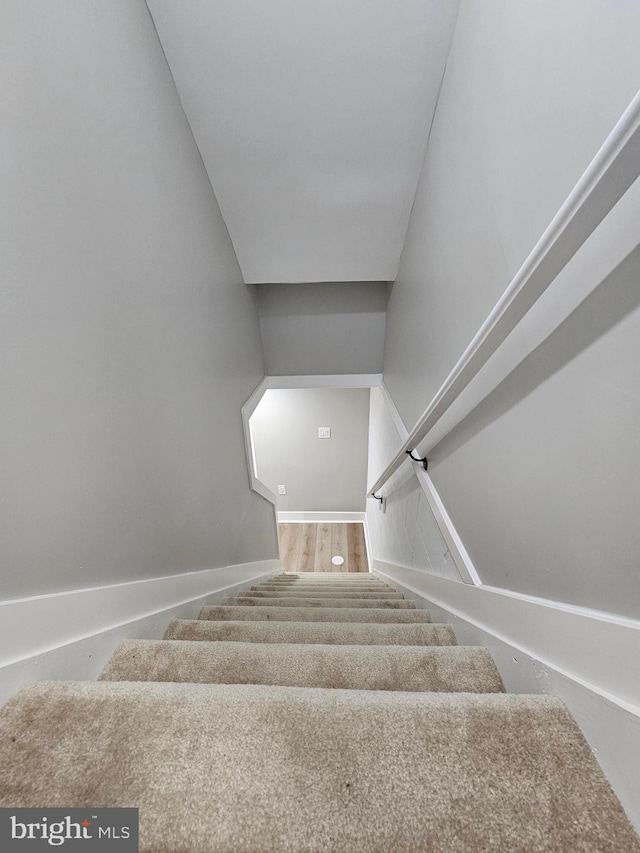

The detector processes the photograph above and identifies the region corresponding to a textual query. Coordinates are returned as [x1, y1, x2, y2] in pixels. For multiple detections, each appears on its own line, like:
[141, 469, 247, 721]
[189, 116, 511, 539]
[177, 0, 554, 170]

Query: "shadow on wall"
[432, 242, 640, 463]
[256, 282, 388, 375]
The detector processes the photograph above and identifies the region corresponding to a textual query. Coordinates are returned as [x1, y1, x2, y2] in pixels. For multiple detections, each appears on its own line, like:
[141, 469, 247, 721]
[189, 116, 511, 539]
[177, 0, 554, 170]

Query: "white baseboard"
[277, 511, 366, 523]
[0, 559, 280, 708]
[373, 560, 640, 715]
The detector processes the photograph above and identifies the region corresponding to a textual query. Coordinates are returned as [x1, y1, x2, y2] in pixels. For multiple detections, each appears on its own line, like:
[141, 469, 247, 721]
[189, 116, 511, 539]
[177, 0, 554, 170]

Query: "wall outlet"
[277, 484, 286, 495]
[318, 427, 331, 439]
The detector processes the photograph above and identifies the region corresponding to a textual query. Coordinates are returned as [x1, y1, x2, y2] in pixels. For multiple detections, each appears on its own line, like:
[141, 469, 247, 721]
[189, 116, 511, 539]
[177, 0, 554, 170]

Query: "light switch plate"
[277, 485, 286, 495]
[318, 427, 331, 439]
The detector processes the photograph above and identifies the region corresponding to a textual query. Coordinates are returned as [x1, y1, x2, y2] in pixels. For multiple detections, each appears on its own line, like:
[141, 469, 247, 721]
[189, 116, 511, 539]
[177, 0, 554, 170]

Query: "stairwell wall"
[0, 0, 278, 603]
[251, 388, 370, 512]
[371, 0, 640, 816]
[256, 282, 388, 375]
[366, 388, 460, 582]
[381, 0, 640, 618]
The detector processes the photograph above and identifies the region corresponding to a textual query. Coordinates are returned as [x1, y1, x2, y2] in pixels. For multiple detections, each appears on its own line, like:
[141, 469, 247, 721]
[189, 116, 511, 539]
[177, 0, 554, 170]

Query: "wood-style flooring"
[277, 523, 368, 573]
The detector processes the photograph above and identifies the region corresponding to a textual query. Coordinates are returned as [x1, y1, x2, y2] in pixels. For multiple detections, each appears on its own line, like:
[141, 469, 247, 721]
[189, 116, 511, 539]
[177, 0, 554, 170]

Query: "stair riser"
[163, 619, 456, 646]
[238, 591, 404, 599]
[268, 574, 377, 579]
[277, 573, 374, 577]
[251, 583, 396, 592]
[222, 597, 416, 609]
[267, 578, 379, 583]
[262, 586, 390, 591]
[272, 577, 377, 582]
[100, 640, 505, 693]
[199, 606, 432, 623]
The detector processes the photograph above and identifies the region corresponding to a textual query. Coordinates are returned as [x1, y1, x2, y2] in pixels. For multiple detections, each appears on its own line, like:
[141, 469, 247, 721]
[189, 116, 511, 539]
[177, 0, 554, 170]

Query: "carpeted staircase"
[0, 571, 638, 851]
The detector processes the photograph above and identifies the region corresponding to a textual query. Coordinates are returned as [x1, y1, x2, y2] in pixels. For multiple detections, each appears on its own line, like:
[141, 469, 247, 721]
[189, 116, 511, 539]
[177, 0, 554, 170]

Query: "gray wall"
[367, 388, 460, 581]
[366, 389, 460, 581]
[257, 282, 387, 375]
[250, 389, 370, 512]
[1, 0, 277, 600]
[381, 0, 640, 616]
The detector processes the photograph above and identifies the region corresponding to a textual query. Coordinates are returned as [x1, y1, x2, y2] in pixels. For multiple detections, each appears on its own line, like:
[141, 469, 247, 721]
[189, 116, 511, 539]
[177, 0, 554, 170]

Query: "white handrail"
[369, 87, 640, 498]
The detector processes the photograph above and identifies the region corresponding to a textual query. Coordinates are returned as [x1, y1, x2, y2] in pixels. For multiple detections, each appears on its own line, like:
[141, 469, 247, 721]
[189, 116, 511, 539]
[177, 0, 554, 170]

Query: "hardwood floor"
[277, 523, 368, 573]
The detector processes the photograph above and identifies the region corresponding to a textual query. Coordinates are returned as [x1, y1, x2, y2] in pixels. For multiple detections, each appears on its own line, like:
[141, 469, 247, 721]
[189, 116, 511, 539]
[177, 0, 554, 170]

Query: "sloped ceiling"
[147, 0, 460, 283]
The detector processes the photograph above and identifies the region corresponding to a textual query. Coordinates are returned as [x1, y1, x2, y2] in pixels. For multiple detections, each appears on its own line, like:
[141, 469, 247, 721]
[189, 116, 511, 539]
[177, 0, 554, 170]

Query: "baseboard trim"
[277, 511, 366, 524]
[0, 559, 281, 672]
[373, 560, 640, 716]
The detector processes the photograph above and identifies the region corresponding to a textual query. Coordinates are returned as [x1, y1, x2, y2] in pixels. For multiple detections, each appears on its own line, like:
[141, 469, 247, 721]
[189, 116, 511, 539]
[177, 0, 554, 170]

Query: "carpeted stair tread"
[260, 580, 397, 592]
[1, 681, 637, 853]
[270, 576, 380, 582]
[266, 579, 384, 585]
[100, 640, 501, 692]
[163, 619, 457, 646]
[221, 596, 415, 609]
[237, 590, 404, 600]
[264, 575, 385, 581]
[199, 605, 432, 623]
[253, 584, 394, 592]
[278, 572, 374, 577]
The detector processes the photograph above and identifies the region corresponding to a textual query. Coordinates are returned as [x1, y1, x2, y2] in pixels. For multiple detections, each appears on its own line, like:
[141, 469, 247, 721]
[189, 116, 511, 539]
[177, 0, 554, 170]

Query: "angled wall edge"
[242, 374, 382, 503]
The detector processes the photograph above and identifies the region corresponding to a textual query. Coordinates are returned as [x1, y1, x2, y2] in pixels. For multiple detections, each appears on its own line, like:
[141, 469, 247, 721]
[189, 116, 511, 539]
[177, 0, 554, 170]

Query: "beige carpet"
[221, 596, 416, 609]
[256, 579, 392, 586]
[268, 581, 387, 584]
[265, 578, 388, 585]
[1, 570, 637, 852]
[259, 573, 390, 578]
[99, 639, 504, 692]
[239, 589, 404, 599]
[253, 586, 394, 594]
[199, 604, 431, 622]
[1, 681, 638, 852]
[265, 581, 390, 587]
[279, 572, 380, 578]
[164, 618, 458, 646]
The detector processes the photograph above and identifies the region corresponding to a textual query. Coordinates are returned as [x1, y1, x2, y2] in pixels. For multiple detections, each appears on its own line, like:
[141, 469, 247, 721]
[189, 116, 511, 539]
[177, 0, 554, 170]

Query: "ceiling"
[146, 0, 460, 284]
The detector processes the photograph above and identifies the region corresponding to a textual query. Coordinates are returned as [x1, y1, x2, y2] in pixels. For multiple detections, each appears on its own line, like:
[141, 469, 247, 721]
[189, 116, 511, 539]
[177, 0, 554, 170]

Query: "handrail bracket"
[406, 450, 428, 471]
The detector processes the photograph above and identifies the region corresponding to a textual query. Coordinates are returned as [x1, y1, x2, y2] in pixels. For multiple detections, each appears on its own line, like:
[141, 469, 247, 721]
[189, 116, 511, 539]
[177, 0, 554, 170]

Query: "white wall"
[0, 0, 277, 601]
[257, 282, 387, 375]
[381, 0, 640, 617]
[250, 388, 370, 512]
